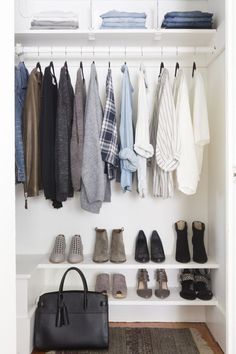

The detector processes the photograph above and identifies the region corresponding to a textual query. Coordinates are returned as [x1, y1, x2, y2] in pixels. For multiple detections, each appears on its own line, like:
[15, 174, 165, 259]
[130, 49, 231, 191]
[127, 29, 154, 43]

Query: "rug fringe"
[190, 328, 214, 354]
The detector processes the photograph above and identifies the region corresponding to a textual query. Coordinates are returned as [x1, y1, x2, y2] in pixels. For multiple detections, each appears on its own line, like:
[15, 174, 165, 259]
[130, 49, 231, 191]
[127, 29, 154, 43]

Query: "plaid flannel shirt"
[100, 68, 119, 180]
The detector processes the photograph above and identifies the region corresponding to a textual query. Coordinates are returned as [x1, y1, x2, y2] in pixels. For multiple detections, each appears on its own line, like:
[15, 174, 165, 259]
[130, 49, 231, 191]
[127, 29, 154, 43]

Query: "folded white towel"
[33, 11, 78, 19]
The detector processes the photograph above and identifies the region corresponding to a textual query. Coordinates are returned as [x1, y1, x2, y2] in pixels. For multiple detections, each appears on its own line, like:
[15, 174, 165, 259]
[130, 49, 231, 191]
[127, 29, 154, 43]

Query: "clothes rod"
[15, 44, 216, 59]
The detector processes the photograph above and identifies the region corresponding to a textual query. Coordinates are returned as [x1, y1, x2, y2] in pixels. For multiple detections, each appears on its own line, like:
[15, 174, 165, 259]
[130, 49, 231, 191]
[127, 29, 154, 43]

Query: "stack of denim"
[100, 10, 146, 29]
[162, 11, 213, 29]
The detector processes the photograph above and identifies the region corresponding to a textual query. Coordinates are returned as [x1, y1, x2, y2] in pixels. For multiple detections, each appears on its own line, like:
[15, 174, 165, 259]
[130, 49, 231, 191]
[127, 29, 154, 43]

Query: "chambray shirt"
[15, 62, 29, 183]
[119, 64, 138, 192]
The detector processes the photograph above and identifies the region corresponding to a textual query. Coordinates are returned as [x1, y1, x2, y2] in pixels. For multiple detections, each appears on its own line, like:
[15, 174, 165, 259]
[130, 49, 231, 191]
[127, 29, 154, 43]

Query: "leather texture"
[135, 230, 150, 263]
[150, 231, 165, 263]
[34, 267, 109, 351]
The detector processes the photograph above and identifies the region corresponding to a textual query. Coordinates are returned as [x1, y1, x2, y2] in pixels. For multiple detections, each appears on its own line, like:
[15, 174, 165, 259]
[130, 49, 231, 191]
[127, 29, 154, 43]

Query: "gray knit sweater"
[80, 63, 111, 213]
[55, 64, 74, 202]
[70, 67, 86, 191]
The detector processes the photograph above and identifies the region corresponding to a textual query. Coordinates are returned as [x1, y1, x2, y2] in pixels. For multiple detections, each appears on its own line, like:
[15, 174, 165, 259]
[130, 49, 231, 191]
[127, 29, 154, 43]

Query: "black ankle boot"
[192, 221, 208, 263]
[175, 221, 190, 263]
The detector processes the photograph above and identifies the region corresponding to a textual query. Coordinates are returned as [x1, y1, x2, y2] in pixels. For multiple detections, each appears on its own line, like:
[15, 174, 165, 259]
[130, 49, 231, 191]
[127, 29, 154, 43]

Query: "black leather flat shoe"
[135, 230, 150, 263]
[151, 231, 165, 263]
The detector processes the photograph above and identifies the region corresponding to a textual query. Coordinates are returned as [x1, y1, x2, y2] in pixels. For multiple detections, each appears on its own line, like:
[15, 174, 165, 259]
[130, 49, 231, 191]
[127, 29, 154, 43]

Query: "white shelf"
[16, 254, 219, 278]
[36, 286, 218, 306]
[16, 254, 43, 279]
[37, 254, 219, 270]
[15, 28, 217, 47]
[109, 288, 218, 306]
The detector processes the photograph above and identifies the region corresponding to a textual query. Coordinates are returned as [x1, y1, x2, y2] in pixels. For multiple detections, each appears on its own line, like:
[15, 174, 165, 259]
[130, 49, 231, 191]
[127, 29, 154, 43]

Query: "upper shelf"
[16, 254, 219, 279]
[15, 28, 217, 47]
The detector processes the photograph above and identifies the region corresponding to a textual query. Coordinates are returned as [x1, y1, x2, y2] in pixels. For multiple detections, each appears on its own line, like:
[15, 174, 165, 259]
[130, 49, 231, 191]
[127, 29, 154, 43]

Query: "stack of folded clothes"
[31, 11, 79, 30]
[162, 11, 213, 29]
[100, 10, 147, 29]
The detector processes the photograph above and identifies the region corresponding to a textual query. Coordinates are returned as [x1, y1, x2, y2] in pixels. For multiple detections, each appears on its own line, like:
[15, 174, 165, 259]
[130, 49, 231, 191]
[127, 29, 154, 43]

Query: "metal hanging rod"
[15, 44, 216, 59]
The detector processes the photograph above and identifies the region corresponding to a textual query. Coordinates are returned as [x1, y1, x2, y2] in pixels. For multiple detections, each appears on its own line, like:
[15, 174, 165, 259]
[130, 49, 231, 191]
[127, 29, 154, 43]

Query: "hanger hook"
[176, 46, 179, 57]
[65, 46, 67, 58]
[93, 46, 95, 59]
[161, 46, 163, 58]
[109, 46, 111, 58]
[141, 46, 144, 58]
[51, 46, 53, 59]
[37, 46, 39, 57]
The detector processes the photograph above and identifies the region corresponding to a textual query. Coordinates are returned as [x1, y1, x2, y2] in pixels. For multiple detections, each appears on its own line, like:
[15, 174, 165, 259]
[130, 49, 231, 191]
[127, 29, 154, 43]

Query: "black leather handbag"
[34, 267, 109, 351]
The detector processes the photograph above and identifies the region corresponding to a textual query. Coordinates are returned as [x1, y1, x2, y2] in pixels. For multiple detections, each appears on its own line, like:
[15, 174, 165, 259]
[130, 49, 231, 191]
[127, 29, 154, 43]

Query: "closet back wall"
[16, 60, 209, 256]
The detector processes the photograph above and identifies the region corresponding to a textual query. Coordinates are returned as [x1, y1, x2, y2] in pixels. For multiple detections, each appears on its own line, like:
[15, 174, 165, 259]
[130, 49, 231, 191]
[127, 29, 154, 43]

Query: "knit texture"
[55, 64, 74, 202]
[70, 67, 86, 191]
[80, 63, 111, 214]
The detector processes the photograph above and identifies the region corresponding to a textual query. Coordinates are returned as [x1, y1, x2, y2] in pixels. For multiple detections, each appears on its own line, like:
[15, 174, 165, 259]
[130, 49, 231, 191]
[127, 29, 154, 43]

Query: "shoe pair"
[175, 221, 208, 264]
[93, 228, 126, 263]
[137, 269, 170, 299]
[49, 234, 83, 264]
[135, 230, 165, 263]
[179, 269, 213, 301]
[95, 273, 127, 298]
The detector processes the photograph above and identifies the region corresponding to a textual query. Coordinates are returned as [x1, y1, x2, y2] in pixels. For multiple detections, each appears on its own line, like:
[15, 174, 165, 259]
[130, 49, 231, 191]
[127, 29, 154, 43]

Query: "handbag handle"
[56, 267, 88, 327]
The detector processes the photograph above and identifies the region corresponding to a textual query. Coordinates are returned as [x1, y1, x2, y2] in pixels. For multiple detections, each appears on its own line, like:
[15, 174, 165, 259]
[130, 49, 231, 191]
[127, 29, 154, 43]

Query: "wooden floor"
[32, 322, 224, 354]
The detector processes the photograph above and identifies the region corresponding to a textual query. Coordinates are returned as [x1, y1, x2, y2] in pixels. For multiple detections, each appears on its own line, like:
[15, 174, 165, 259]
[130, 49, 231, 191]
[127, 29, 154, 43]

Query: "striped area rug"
[48, 327, 213, 354]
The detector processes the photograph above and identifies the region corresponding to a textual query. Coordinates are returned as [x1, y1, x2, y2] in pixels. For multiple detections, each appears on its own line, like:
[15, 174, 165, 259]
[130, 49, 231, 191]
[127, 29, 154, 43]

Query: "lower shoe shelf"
[109, 288, 218, 306]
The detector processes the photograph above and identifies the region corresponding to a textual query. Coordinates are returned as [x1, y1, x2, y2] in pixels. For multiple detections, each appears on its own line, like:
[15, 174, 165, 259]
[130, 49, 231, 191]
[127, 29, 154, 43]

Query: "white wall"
[206, 51, 226, 352]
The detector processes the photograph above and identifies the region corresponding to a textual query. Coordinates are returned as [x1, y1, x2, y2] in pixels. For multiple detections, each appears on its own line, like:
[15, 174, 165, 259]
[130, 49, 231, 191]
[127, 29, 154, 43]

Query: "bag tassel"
[56, 303, 70, 327]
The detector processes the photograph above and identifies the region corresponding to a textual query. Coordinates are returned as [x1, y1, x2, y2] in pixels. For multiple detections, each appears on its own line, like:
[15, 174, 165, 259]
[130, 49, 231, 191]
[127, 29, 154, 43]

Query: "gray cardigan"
[70, 67, 86, 191]
[80, 63, 111, 213]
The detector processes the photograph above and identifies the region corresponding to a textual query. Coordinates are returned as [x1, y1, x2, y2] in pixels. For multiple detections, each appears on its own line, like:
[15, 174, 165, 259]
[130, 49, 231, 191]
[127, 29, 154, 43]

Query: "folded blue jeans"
[164, 17, 212, 23]
[162, 22, 212, 29]
[15, 62, 29, 183]
[164, 11, 213, 19]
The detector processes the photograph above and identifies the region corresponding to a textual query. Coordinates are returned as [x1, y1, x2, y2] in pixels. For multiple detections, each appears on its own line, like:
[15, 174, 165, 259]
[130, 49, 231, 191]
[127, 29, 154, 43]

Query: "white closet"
[15, 0, 227, 353]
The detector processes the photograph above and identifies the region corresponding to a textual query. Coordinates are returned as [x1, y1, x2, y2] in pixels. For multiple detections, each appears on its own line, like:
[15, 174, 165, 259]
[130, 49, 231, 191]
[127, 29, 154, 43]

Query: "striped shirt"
[151, 68, 180, 198]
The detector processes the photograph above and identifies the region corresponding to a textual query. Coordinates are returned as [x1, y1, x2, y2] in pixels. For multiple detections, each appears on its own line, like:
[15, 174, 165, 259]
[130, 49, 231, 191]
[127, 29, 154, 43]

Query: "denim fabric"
[164, 11, 213, 19]
[101, 10, 146, 19]
[164, 17, 212, 23]
[101, 24, 146, 29]
[102, 17, 146, 23]
[119, 64, 138, 192]
[15, 62, 29, 183]
[162, 22, 212, 29]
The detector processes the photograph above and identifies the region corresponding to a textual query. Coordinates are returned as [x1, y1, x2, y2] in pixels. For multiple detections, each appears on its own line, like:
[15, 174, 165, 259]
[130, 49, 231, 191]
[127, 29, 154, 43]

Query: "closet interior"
[15, 0, 226, 353]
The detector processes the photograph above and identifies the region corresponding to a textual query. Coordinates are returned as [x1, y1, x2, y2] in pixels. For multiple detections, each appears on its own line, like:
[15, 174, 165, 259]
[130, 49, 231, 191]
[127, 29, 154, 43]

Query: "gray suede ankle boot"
[110, 228, 126, 263]
[93, 228, 109, 263]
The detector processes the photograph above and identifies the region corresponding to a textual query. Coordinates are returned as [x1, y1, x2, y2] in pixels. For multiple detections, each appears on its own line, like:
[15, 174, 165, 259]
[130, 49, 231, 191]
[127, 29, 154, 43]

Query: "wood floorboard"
[32, 322, 224, 354]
